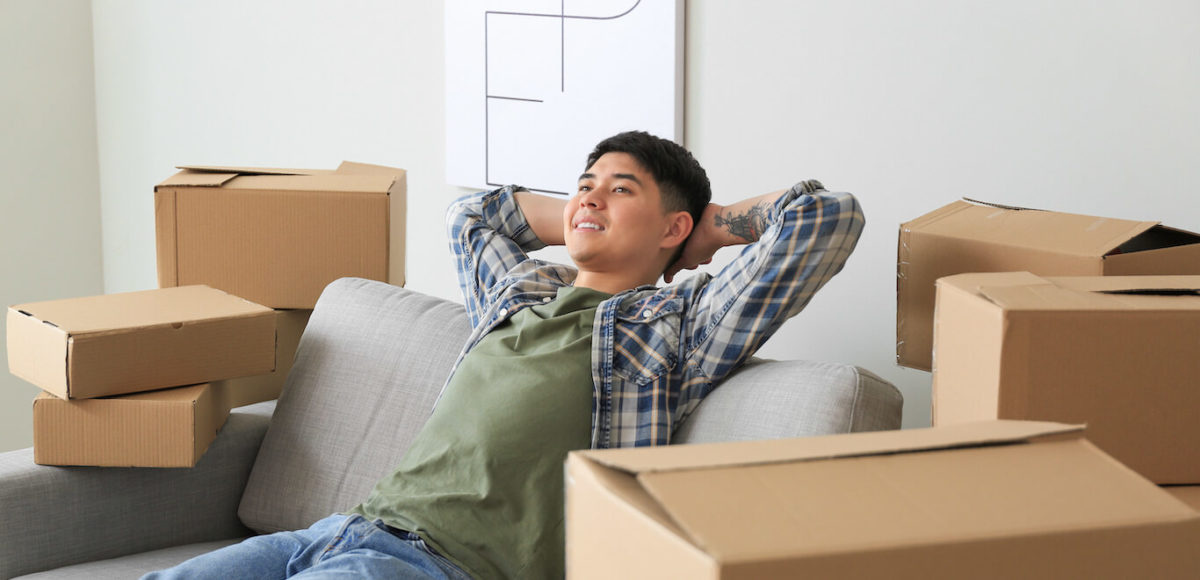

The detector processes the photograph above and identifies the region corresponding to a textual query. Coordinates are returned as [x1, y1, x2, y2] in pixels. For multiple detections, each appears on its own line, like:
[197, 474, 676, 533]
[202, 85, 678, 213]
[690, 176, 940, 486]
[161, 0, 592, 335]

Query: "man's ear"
[661, 211, 694, 250]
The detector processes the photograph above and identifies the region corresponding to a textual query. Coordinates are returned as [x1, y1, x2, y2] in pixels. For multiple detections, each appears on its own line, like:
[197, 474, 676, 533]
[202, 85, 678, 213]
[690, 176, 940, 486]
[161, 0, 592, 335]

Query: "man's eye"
[578, 186, 591, 193]
[614, 187, 630, 194]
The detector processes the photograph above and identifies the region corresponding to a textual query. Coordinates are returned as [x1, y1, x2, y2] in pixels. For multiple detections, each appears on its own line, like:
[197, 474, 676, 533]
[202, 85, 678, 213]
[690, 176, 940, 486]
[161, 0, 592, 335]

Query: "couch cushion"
[673, 358, 902, 443]
[15, 539, 245, 579]
[0, 405, 271, 580]
[239, 278, 472, 533]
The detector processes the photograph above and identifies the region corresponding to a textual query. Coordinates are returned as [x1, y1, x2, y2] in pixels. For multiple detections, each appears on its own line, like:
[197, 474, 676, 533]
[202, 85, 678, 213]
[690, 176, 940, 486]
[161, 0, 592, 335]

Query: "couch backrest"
[240, 278, 469, 533]
[239, 278, 902, 533]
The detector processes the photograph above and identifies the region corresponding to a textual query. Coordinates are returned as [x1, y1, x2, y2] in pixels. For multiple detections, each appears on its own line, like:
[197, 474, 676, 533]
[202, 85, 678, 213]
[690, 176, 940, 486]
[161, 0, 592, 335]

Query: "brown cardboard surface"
[566, 421, 1200, 578]
[155, 162, 406, 308]
[7, 286, 275, 399]
[897, 199, 1200, 370]
[582, 419, 1081, 474]
[210, 308, 311, 408]
[933, 273, 1200, 483]
[32, 382, 232, 467]
[1164, 486, 1200, 511]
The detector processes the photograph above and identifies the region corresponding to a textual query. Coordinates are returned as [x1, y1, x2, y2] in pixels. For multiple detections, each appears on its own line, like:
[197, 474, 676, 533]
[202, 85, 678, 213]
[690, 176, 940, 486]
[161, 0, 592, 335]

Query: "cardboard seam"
[172, 189, 180, 287]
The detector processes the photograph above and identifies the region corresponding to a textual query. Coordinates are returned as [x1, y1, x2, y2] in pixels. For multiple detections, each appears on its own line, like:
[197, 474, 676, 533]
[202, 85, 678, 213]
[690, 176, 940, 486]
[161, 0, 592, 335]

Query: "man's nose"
[579, 190, 603, 208]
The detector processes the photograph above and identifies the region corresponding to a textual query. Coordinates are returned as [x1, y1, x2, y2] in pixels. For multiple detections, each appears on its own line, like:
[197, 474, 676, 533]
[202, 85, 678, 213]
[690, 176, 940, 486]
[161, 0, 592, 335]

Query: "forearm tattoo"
[714, 202, 770, 242]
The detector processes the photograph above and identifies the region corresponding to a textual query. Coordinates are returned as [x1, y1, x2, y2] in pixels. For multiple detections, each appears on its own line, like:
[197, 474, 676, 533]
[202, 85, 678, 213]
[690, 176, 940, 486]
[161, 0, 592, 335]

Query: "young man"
[145, 131, 863, 579]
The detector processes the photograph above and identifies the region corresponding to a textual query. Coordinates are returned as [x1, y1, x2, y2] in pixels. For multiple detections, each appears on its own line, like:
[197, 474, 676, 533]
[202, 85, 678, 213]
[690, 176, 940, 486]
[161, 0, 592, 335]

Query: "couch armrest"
[0, 402, 274, 579]
[673, 359, 903, 444]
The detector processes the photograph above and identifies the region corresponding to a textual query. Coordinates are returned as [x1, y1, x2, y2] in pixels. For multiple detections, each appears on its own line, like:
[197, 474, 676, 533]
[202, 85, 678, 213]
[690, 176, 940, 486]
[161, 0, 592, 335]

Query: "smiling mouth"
[574, 221, 605, 232]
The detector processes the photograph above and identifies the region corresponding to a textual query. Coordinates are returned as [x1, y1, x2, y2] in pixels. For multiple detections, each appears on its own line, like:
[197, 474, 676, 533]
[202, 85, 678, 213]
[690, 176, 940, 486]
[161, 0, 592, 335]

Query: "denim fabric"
[140, 514, 474, 579]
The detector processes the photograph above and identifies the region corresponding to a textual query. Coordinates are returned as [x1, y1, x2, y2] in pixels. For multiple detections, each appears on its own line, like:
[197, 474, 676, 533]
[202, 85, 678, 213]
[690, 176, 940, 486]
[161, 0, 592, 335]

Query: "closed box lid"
[7, 285, 275, 399]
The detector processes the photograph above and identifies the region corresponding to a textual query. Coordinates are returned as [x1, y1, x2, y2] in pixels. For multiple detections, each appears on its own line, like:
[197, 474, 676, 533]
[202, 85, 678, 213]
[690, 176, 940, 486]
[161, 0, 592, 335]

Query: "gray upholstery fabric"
[241, 278, 903, 534]
[0, 403, 274, 580]
[2, 277, 903, 577]
[239, 278, 473, 533]
[674, 358, 903, 444]
[15, 539, 245, 579]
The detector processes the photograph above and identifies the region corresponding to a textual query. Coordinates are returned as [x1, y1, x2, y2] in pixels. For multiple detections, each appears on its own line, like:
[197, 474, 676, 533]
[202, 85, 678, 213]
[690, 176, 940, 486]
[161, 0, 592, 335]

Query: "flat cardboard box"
[211, 308, 311, 408]
[7, 285, 276, 399]
[932, 272, 1200, 483]
[897, 199, 1200, 370]
[566, 421, 1200, 579]
[155, 161, 406, 309]
[32, 382, 231, 467]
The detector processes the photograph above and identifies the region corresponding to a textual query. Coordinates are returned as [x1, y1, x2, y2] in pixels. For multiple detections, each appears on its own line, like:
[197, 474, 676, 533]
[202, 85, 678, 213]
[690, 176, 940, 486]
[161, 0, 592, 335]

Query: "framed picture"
[446, 0, 685, 195]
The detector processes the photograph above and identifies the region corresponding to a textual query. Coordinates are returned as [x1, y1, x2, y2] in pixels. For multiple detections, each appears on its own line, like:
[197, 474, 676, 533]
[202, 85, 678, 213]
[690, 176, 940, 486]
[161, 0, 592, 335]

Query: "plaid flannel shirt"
[444, 182, 864, 448]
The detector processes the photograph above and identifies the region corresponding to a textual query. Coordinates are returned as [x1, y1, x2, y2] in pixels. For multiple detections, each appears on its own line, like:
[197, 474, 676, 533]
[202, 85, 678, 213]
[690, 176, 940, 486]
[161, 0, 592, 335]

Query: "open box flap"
[581, 420, 1083, 475]
[910, 199, 1161, 257]
[632, 434, 1197, 563]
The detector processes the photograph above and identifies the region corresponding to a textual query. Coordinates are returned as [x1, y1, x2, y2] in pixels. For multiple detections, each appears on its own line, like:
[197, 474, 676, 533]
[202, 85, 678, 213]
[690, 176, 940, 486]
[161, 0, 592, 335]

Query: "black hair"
[585, 131, 712, 228]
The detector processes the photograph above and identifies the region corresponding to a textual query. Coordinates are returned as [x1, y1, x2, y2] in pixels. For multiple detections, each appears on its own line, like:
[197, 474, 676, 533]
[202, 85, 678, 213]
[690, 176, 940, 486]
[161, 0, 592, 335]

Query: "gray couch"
[0, 278, 902, 579]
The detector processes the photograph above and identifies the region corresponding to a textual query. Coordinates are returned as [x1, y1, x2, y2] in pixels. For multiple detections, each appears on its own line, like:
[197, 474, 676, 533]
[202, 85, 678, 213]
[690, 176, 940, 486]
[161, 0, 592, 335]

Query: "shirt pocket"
[611, 298, 684, 384]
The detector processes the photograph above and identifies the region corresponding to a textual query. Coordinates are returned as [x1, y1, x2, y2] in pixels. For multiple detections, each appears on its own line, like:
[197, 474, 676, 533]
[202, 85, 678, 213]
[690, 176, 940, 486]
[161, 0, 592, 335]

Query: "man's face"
[564, 152, 677, 277]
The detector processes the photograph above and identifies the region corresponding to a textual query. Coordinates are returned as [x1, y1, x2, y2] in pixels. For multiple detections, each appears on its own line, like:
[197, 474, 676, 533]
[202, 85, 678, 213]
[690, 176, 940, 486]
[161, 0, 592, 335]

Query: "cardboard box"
[932, 272, 1200, 483]
[897, 199, 1200, 370]
[211, 308, 311, 408]
[32, 382, 232, 467]
[155, 161, 406, 309]
[566, 421, 1200, 579]
[1164, 486, 1200, 511]
[7, 285, 276, 399]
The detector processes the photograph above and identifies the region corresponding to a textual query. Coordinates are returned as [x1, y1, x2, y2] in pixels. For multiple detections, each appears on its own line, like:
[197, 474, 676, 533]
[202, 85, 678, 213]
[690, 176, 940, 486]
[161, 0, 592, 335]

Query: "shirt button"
[542, 296, 552, 303]
[641, 310, 652, 319]
[498, 308, 508, 317]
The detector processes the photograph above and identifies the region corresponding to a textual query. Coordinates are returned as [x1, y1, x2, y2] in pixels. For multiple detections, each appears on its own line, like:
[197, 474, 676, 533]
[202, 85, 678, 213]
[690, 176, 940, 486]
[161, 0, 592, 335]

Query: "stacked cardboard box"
[932, 272, 1200, 483]
[7, 285, 276, 467]
[5, 160, 399, 467]
[153, 159, 407, 408]
[897, 199, 1200, 371]
[155, 161, 407, 309]
[894, 199, 1200, 486]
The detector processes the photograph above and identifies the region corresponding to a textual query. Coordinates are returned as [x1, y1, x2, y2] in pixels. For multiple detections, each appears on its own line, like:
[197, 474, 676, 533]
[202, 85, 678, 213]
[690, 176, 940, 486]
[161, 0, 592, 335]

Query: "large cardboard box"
[32, 382, 232, 467]
[897, 199, 1200, 370]
[566, 421, 1200, 579]
[155, 161, 406, 309]
[932, 272, 1200, 483]
[211, 308, 311, 408]
[7, 285, 276, 399]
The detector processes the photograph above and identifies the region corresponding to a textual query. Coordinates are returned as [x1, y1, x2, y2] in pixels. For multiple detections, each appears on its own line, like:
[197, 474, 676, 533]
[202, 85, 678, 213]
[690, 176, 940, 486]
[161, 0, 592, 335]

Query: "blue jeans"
[141, 514, 474, 579]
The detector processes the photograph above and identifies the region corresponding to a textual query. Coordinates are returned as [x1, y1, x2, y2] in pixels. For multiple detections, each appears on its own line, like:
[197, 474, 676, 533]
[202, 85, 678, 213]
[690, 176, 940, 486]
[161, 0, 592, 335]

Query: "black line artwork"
[484, 1, 643, 195]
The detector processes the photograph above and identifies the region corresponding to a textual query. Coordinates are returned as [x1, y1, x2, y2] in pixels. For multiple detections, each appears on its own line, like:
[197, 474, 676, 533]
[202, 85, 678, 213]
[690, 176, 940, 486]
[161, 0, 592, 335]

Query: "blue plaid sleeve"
[445, 185, 547, 327]
[684, 183, 865, 381]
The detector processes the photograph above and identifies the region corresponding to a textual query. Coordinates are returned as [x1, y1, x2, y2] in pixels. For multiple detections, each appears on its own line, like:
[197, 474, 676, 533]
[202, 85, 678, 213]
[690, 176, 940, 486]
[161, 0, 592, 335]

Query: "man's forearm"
[705, 190, 787, 247]
[514, 191, 567, 246]
[689, 189, 788, 259]
[664, 189, 788, 283]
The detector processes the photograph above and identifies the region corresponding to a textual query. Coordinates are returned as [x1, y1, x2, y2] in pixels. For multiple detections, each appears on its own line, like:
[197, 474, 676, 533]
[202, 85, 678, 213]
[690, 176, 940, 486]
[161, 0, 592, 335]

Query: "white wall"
[0, 0, 104, 451]
[90, 0, 1200, 431]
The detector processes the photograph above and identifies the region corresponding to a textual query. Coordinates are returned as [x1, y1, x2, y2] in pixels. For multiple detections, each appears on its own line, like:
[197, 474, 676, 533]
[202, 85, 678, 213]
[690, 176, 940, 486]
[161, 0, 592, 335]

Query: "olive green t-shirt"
[351, 285, 609, 579]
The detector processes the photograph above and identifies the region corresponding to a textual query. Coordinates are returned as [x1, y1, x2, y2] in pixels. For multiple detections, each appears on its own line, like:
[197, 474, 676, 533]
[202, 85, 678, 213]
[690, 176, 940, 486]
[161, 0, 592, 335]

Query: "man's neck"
[573, 270, 658, 295]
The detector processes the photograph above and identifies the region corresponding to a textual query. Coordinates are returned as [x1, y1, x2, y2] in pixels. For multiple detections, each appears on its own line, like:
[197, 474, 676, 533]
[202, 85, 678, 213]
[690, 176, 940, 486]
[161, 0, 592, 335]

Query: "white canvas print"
[446, 0, 684, 194]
